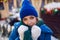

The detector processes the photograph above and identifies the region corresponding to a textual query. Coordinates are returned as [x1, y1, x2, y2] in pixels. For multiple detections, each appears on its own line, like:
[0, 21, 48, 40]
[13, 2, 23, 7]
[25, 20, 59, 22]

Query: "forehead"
[23, 15, 36, 18]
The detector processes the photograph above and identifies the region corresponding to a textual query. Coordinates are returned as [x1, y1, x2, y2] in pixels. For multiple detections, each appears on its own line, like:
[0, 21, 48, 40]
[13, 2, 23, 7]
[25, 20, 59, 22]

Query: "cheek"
[32, 19, 37, 24]
[23, 21, 28, 25]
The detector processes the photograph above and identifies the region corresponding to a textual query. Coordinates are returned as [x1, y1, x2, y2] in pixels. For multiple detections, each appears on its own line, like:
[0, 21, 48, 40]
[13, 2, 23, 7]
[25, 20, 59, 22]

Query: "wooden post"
[13, 0, 17, 8]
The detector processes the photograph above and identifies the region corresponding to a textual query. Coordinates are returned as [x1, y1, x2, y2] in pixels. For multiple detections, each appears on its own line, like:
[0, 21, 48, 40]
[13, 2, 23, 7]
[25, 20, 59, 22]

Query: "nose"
[28, 20, 32, 24]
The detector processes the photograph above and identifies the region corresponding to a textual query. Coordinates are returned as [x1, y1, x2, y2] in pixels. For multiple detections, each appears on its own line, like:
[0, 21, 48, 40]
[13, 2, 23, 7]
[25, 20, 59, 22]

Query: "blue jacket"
[9, 22, 53, 40]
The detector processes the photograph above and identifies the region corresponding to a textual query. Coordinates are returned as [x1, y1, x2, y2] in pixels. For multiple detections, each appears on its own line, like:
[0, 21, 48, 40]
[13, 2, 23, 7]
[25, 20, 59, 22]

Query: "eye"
[30, 16, 34, 19]
[23, 18, 27, 21]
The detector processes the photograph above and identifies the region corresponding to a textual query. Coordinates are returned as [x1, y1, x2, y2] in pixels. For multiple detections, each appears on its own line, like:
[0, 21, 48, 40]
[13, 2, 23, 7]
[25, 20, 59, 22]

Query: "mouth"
[28, 23, 34, 26]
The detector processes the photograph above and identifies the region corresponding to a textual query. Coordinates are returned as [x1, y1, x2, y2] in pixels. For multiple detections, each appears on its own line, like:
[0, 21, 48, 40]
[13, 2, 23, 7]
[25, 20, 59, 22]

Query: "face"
[23, 16, 37, 26]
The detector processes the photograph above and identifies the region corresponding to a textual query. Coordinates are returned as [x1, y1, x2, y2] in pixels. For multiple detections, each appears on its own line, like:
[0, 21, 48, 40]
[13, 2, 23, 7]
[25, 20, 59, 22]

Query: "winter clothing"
[9, 0, 53, 40]
[9, 20, 53, 40]
[18, 25, 41, 40]
[20, 0, 38, 20]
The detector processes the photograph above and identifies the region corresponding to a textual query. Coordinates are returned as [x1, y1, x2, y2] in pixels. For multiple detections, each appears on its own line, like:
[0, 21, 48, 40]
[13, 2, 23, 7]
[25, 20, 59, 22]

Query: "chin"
[28, 25, 34, 27]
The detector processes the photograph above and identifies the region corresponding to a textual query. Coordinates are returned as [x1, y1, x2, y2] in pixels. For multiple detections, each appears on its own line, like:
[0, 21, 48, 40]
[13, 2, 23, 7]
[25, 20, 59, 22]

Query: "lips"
[28, 23, 34, 26]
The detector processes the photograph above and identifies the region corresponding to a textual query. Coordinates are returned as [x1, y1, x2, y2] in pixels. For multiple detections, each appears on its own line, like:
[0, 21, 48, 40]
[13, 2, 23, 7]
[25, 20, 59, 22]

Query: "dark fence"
[40, 12, 60, 38]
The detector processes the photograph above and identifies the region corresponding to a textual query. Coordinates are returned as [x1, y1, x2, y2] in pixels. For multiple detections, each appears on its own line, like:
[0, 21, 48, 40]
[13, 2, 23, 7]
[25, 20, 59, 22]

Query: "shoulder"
[9, 22, 21, 40]
[40, 24, 53, 34]
[14, 21, 24, 29]
[37, 19, 53, 34]
[14, 22, 21, 29]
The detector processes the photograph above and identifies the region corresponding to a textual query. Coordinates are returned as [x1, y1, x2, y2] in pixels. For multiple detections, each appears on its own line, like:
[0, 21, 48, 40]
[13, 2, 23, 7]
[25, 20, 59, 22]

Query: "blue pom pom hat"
[20, 0, 38, 20]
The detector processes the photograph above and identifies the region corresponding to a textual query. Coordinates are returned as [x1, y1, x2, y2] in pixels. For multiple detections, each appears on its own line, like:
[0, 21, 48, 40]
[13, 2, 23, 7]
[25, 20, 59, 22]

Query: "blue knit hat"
[20, 0, 38, 20]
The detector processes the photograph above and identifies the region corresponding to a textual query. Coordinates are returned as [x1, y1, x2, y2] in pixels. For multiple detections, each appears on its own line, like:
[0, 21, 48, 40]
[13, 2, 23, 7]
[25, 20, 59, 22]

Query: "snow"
[44, 2, 60, 11]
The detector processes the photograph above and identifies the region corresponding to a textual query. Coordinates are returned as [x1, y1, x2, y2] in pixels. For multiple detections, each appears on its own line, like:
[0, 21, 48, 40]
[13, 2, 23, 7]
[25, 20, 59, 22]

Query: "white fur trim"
[31, 25, 41, 40]
[18, 25, 41, 40]
[18, 25, 28, 40]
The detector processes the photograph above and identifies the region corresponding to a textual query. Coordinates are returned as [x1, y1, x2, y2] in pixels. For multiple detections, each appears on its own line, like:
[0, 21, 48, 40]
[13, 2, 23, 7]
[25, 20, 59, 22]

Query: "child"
[9, 0, 53, 40]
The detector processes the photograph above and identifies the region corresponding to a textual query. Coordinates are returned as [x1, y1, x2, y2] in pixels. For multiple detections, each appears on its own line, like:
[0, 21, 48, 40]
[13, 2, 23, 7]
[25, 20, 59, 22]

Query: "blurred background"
[0, 0, 60, 40]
